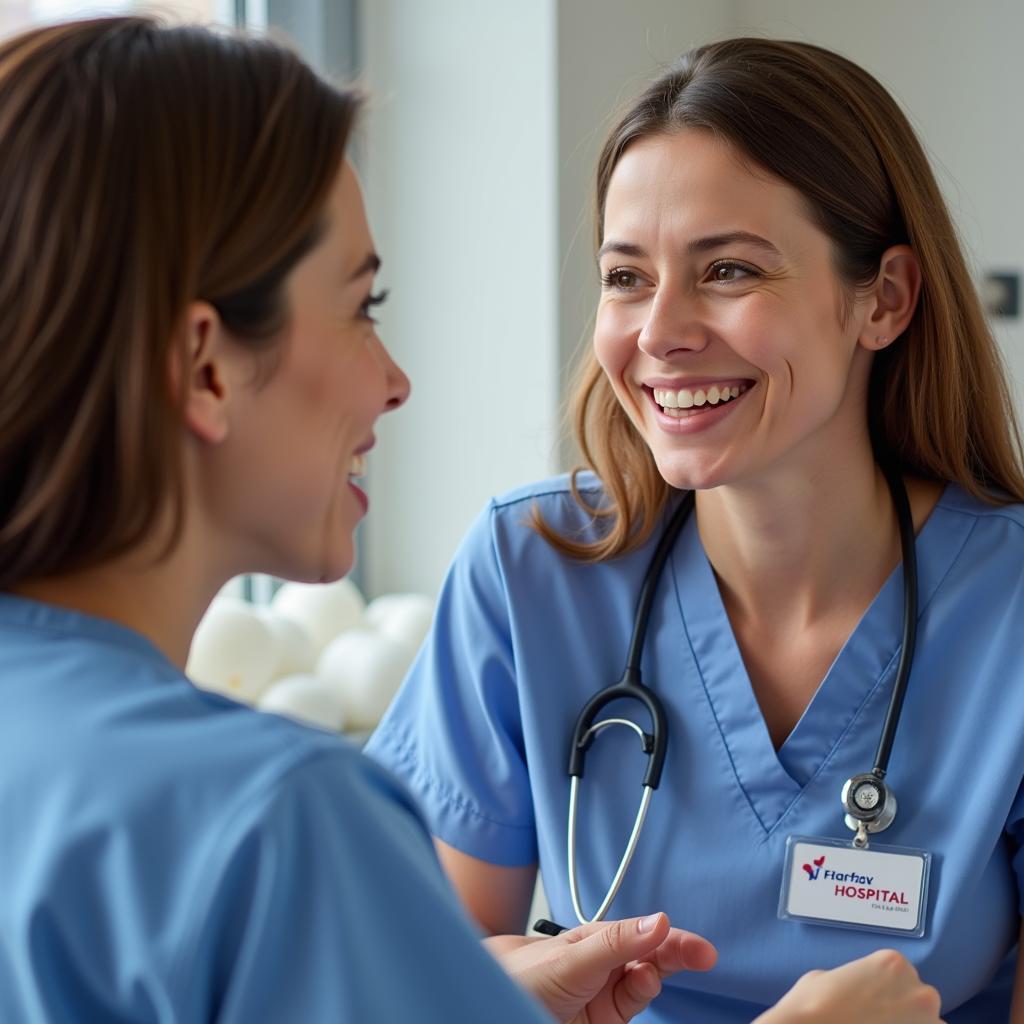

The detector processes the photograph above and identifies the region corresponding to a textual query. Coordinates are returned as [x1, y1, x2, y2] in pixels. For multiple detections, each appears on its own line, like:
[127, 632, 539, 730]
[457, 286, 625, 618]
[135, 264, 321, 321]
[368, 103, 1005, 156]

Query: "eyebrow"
[596, 231, 783, 262]
[348, 252, 381, 282]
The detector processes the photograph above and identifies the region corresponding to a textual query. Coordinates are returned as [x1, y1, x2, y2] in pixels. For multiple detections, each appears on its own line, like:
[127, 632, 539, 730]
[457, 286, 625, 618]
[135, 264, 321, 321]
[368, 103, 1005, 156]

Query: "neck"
[11, 531, 229, 670]
[696, 443, 912, 633]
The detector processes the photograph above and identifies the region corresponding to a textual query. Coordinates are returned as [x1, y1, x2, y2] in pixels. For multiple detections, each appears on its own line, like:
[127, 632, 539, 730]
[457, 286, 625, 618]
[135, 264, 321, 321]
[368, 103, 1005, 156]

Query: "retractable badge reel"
[779, 465, 932, 938]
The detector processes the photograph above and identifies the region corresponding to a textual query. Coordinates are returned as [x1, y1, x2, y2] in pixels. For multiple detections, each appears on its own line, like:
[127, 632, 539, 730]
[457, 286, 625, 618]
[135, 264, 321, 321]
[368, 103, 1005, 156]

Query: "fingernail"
[638, 913, 662, 933]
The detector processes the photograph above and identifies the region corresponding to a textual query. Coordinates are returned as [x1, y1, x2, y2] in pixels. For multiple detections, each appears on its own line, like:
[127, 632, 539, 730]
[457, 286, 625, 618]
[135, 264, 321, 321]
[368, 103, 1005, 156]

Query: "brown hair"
[0, 17, 360, 588]
[538, 37, 1024, 561]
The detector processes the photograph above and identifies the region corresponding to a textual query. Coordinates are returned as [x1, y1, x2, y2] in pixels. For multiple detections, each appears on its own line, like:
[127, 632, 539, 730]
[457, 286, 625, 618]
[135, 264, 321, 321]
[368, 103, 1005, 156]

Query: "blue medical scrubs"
[0, 594, 550, 1023]
[367, 473, 1024, 1023]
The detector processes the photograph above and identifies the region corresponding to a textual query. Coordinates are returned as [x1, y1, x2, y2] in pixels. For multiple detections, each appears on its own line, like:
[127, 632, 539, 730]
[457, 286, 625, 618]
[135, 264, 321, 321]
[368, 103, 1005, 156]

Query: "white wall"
[732, 0, 1024, 415]
[359, 0, 1024, 598]
[359, 0, 559, 597]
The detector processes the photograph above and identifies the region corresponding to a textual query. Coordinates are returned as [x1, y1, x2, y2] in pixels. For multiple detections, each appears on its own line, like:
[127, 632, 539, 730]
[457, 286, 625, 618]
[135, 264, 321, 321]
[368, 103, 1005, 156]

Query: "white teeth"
[651, 383, 747, 412]
[349, 453, 367, 478]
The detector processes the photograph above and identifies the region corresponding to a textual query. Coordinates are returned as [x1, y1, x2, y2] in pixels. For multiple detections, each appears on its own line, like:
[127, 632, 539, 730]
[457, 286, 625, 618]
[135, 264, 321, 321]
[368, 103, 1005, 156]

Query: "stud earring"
[876, 335, 889, 344]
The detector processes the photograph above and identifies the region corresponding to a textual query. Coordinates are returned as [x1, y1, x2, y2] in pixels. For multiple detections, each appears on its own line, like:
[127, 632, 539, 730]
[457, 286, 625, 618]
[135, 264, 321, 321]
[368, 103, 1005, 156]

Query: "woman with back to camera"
[368, 37, 1024, 1023]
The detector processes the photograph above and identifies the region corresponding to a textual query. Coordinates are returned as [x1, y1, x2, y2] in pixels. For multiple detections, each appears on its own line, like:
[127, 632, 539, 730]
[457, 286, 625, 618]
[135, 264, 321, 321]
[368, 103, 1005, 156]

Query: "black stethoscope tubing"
[555, 464, 919, 927]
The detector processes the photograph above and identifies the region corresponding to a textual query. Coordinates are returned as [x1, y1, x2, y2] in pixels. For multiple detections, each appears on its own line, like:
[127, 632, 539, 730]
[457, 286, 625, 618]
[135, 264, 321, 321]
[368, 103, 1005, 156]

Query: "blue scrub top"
[367, 473, 1024, 1023]
[0, 594, 551, 1023]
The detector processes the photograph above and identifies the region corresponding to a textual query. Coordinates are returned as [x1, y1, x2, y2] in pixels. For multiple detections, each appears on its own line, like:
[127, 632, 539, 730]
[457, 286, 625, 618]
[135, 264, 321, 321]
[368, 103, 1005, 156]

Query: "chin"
[652, 451, 734, 492]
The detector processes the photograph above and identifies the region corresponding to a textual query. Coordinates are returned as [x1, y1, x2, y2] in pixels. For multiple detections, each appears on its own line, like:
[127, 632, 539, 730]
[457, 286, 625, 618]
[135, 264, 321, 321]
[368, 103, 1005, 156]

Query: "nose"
[375, 336, 411, 412]
[637, 287, 711, 361]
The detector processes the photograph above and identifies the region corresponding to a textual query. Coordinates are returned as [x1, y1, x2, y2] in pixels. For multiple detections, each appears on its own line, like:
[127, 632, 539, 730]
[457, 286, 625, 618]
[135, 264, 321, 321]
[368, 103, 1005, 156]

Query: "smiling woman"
[367, 36, 1024, 1024]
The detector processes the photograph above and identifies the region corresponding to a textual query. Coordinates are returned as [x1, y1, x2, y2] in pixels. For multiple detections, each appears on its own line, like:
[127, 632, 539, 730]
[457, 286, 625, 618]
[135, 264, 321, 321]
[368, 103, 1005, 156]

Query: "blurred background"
[3, 0, 1022, 605]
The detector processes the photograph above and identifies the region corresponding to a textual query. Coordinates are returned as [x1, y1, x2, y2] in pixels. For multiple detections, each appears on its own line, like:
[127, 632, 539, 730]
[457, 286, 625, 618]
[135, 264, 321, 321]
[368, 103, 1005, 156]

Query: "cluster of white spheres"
[186, 578, 434, 735]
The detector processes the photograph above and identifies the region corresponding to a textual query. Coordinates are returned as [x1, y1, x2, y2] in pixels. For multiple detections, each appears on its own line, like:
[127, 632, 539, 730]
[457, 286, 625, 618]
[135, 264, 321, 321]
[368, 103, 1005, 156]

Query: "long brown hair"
[0, 17, 360, 588]
[538, 38, 1024, 561]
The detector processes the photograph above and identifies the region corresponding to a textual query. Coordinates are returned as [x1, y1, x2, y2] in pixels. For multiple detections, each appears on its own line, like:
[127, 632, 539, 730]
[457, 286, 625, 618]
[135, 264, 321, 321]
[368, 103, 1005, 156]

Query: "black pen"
[532, 918, 569, 936]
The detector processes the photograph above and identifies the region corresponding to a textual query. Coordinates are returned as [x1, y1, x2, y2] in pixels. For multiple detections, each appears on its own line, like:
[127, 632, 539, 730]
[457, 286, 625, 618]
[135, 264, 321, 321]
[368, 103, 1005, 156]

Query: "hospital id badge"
[778, 836, 930, 938]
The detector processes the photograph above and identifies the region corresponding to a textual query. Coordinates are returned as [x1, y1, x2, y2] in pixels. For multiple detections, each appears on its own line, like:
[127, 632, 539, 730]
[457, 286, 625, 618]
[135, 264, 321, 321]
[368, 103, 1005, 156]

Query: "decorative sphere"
[187, 597, 277, 703]
[272, 579, 366, 656]
[364, 593, 435, 652]
[317, 629, 415, 731]
[257, 609, 316, 679]
[258, 673, 347, 733]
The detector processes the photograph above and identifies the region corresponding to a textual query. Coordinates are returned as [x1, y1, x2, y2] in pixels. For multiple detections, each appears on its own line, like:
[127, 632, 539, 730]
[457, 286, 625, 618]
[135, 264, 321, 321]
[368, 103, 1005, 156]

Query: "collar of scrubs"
[667, 482, 974, 832]
[0, 591, 173, 670]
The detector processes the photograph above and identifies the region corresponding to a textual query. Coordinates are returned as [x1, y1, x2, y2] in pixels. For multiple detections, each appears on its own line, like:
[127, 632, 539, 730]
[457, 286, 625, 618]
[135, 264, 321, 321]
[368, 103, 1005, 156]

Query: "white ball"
[187, 597, 277, 703]
[317, 629, 415, 731]
[258, 673, 347, 732]
[272, 579, 366, 656]
[363, 593, 435, 652]
[257, 609, 316, 678]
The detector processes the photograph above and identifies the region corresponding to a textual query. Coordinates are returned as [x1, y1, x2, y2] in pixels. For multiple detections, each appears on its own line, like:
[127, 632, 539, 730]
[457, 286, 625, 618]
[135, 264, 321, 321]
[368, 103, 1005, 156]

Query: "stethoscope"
[535, 462, 918, 934]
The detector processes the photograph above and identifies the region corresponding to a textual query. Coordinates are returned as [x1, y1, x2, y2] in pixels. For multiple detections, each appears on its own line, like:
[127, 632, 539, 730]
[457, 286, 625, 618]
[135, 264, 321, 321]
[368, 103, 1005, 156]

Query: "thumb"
[556, 914, 671, 990]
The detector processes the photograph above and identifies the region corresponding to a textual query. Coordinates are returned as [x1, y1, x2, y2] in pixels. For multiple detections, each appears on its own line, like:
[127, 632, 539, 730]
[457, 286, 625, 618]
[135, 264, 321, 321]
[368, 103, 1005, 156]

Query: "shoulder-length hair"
[0, 17, 360, 587]
[537, 38, 1024, 561]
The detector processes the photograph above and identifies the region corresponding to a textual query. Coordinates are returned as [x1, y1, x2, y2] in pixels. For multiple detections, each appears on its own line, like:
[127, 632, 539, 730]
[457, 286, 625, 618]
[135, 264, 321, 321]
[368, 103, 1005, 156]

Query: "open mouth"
[348, 452, 367, 481]
[647, 382, 752, 419]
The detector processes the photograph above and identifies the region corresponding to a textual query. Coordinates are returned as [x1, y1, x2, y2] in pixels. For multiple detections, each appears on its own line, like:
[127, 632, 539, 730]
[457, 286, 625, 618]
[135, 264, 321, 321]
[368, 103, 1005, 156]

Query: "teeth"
[349, 453, 367, 478]
[652, 384, 747, 412]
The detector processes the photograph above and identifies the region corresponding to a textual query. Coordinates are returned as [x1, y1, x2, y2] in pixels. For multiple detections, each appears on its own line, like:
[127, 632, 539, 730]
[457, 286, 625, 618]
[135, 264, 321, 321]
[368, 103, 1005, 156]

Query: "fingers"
[558, 914, 717, 991]
[560, 913, 671, 979]
[631, 926, 718, 975]
[611, 961, 663, 1022]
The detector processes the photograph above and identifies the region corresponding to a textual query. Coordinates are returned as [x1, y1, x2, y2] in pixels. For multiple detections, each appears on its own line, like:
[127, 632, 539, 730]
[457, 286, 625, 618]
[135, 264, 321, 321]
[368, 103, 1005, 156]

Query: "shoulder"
[935, 484, 1024, 548]
[483, 470, 610, 547]
[489, 470, 606, 513]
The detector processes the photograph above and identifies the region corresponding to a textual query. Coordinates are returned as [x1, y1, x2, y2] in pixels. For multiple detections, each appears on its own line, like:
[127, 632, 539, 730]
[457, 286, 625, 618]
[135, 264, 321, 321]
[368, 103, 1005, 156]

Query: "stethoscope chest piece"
[841, 772, 897, 847]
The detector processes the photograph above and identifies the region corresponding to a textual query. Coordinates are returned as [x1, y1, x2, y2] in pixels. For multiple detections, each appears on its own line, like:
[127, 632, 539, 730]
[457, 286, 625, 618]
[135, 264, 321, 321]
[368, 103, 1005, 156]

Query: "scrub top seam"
[0, 614, 175, 675]
[371, 722, 536, 835]
[760, 514, 981, 841]
[669, 557, 772, 837]
[164, 744, 350, 1002]
[491, 482, 605, 515]
[935, 496, 1024, 533]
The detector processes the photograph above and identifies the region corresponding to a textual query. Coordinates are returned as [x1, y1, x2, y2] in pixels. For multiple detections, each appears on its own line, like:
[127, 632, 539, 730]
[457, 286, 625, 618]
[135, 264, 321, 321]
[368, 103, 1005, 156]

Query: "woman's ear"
[859, 244, 922, 352]
[171, 301, 233, 445]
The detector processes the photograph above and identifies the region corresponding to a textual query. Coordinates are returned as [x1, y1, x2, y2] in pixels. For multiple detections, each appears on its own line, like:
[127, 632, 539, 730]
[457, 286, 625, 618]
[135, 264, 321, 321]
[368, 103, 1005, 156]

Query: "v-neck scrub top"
[366, 474, 1024, 1023]
[0, 594, 551, 1023]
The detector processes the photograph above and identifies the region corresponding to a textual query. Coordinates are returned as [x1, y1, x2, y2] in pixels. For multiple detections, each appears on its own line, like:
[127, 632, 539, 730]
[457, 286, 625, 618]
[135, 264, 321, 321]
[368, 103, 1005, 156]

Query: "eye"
[600, 268, 644, 290]
[708, 260, 758, 284]
[359, 288, 390, 322]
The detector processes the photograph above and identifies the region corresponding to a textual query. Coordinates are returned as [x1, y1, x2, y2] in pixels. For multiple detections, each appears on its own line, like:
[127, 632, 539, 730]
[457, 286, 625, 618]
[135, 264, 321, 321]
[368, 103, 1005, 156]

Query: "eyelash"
[360, 288, 390, 322]
[708, 259, 759, 283]
[599, 260, 761, 290]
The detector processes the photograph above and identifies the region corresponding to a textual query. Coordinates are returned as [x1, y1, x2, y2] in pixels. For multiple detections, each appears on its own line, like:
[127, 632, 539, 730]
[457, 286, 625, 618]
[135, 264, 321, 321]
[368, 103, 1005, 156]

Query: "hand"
[484, 913, 716, 1024]
[753, 949, 944, 1024]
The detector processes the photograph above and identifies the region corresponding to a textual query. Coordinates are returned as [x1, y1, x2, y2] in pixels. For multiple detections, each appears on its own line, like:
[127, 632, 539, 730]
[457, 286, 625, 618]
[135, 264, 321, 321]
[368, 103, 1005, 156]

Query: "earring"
[875, 335, 889, 344]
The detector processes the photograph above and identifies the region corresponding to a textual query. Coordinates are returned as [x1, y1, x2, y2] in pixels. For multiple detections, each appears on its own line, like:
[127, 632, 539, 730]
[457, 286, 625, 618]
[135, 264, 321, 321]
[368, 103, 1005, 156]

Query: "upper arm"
[435, 837, 537, 936]
[207, 751, 549, 1024]
[365, 504, 539, 867]
[1010, 922, 1024, 1024]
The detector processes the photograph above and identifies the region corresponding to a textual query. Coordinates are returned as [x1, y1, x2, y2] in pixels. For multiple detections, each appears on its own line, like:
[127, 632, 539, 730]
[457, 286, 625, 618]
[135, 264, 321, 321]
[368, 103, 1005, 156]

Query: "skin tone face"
[594, 128, 886, 495]
[188, 160, 409, 585]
